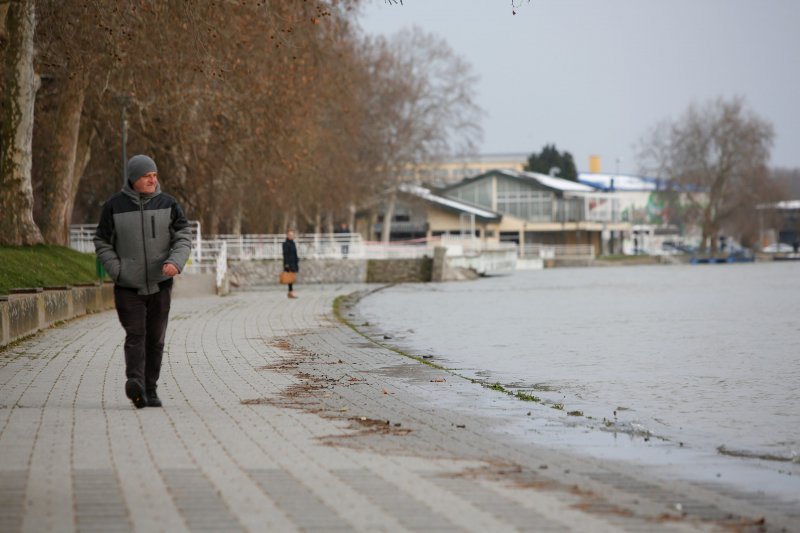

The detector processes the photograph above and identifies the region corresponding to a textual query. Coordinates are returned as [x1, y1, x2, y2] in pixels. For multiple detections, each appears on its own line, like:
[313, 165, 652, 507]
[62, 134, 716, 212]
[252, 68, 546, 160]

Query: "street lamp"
[612, 157, 622, 191]
[113, 94, 132, 184]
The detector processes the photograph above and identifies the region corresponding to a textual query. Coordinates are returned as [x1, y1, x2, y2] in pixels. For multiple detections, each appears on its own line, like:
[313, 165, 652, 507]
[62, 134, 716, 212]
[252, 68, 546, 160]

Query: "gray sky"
[357, 0, 800, 174]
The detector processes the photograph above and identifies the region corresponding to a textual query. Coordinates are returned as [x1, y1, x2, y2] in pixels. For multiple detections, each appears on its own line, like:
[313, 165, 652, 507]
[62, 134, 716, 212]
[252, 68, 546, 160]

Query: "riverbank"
[0, 285, 796, 531]
[352, 265, 800, 482]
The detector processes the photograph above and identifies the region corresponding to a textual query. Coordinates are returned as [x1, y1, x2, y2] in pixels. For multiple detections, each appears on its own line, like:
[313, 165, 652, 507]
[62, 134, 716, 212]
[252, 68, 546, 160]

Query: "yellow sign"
[589, 155, 601, 173]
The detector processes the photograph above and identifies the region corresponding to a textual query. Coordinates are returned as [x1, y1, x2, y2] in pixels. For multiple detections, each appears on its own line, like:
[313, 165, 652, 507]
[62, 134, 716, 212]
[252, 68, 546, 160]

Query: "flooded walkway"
[0, 285, 796, 532]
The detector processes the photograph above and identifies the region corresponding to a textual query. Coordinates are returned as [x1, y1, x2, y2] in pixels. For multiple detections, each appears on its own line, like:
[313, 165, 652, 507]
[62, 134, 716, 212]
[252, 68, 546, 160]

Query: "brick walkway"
[0, 285, 797, 532]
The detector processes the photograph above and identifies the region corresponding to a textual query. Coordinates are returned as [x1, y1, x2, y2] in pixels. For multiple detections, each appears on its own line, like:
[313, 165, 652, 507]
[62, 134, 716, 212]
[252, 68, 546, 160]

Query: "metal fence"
[440, 236, 518, 275]
[69, 225, 521, 280]
[183, 240, 228, 288]
[70, 221, 202, 257]
[68, 224, 100, 254]
[210, 233, 365, 261]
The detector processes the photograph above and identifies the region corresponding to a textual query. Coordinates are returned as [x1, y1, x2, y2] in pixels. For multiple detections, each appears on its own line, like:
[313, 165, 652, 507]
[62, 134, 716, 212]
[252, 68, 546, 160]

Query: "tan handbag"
[279, 271, 296, 285]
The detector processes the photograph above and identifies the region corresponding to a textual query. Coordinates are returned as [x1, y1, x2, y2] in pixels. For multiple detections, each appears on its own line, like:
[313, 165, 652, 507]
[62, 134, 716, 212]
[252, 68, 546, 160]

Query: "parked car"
[727, 248, 754, 262]
[762, 243, 794, 253]
[661, 241, 696, 254]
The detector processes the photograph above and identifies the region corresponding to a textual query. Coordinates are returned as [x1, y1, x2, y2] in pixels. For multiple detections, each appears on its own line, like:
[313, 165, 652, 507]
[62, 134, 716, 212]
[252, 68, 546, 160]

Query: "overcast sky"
[356, 0, 800, 174]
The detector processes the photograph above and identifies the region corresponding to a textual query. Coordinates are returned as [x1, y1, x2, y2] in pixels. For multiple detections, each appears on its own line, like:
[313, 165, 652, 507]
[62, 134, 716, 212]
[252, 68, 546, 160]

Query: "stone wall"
[366, 258, 433, 283]
[228, 259, 368, 288]
[0, 252, 468, 346]
[227, 257, 435, 288]
[0, 283, 115, 348]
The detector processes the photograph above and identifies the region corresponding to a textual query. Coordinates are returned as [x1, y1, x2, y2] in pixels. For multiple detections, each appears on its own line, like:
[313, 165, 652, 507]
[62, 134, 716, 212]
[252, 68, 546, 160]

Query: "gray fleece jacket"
[94, 180, 192, 295]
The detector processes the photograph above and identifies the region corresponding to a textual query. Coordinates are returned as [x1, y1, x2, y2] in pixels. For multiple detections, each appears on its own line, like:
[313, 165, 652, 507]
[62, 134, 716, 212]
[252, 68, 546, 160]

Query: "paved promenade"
[0, 285, 796, 532]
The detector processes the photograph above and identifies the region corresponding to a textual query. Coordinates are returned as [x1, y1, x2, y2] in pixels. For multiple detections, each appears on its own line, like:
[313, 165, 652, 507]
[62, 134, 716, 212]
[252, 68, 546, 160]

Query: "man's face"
[132, 172, 158, 194]
[287, 230, 295, 240]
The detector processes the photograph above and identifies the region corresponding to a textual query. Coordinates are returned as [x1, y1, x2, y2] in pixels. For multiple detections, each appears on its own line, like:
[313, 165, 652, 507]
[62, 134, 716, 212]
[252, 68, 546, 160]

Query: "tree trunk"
[314, 212, 322, 235]
[231, 196, 243, 235]
[0, 4, 9, 43]
[347, 203, 356, 233]
[35, 73, 87, 245]
[381, 189, 397, 243]
[68, 119, 95, 226]
[0, 0, 42, 245]
[207, 209, 220, 236]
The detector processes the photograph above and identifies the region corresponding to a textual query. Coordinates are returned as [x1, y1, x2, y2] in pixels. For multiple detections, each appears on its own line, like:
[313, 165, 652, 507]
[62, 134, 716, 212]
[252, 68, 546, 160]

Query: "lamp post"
[121, 105, 128, 183]
[113, 94, 132, 185]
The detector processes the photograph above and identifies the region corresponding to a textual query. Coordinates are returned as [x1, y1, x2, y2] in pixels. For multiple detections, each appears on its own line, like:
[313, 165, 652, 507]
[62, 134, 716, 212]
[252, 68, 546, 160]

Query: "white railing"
[181, 239, 227, 290]
[70, 224, 521, 280]
[69, 224, 98, 253]
[70, 221, 202, 256]
[215, 242, 227, 288]
[361, 236, 517, 262]
[438, 235, 510, 252]
[361, 235, 518, 274]
[447, 246, 518, 275]
[209, 233, 365, 261]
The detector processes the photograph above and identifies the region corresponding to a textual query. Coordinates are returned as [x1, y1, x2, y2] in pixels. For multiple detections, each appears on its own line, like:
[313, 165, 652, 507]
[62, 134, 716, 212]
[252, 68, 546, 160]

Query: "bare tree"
[0, 0, 43, 245]
[7, 0, 490, 245]
[31, 1, 114, 245]
[771, 167, 800, 198]
[638, 96, 777, 254]
[366, 27, 483, 241]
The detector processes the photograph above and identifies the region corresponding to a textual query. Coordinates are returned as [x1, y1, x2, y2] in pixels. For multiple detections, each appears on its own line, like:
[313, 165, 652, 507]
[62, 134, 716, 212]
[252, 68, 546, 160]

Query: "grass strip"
[0, 245, 100, 295]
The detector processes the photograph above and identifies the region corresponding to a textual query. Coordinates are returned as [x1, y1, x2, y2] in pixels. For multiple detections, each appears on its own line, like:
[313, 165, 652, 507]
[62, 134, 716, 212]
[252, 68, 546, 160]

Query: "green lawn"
[0, 245, 101, 295]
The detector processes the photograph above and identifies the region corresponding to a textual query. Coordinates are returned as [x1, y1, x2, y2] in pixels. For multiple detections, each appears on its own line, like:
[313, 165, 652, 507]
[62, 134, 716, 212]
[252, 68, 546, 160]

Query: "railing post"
[195, 221, 202, 264]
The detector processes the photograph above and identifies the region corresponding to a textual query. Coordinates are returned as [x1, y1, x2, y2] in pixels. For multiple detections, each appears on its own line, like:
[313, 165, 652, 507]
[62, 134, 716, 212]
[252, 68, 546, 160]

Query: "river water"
[357, 261, 800, 474]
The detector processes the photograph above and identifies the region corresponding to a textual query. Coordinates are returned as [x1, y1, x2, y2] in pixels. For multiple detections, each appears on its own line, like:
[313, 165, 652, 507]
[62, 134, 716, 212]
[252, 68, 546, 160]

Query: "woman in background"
[282, 229, 299, 298]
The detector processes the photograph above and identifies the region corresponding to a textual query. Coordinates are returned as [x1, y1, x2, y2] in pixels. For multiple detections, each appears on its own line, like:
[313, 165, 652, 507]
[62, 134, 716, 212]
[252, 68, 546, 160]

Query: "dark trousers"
[114, 285, 172, 391]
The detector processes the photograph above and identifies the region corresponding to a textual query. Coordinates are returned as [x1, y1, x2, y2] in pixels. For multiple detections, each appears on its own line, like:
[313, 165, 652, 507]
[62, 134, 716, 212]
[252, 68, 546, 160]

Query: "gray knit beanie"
[127, 155, 158, 184]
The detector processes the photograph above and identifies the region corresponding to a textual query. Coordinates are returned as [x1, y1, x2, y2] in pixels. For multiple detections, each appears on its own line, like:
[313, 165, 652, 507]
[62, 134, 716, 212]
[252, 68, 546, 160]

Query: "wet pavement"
[0, 284, 797, 532]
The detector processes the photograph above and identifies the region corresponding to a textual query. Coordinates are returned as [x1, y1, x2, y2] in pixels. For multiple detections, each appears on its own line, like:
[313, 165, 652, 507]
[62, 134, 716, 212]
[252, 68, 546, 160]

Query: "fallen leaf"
[339, 407, 349, 412]
[430, 378, 446, 383]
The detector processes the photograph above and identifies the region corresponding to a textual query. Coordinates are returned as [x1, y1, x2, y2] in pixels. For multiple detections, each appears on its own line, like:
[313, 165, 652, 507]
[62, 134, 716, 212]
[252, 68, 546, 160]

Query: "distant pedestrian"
[94, 155, 192, 409]
[335, 222, 350, 259]
[282, 229, 300, 299]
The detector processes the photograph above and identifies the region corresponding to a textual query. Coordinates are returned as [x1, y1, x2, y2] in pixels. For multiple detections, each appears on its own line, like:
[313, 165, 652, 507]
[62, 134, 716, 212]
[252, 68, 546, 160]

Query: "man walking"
[94, 155, 192, 408]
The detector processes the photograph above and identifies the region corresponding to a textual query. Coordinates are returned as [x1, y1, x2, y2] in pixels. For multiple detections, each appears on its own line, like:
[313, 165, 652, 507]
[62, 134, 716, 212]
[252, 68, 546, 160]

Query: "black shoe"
[125, 379, 147, 409]
[145, 389, 162, 408]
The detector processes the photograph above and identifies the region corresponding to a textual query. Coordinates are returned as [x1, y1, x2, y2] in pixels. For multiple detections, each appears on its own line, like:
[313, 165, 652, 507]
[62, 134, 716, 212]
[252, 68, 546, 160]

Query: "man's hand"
[162, 263, 179, 277]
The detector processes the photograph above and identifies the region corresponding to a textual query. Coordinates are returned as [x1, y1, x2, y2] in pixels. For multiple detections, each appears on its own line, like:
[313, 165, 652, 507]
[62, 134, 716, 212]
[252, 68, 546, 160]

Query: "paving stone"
[0, 285, 797, 532]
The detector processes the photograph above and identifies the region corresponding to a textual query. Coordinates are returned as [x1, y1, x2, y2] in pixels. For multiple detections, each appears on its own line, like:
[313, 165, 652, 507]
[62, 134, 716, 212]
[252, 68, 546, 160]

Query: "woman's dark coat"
[282, 239, 299, 272]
